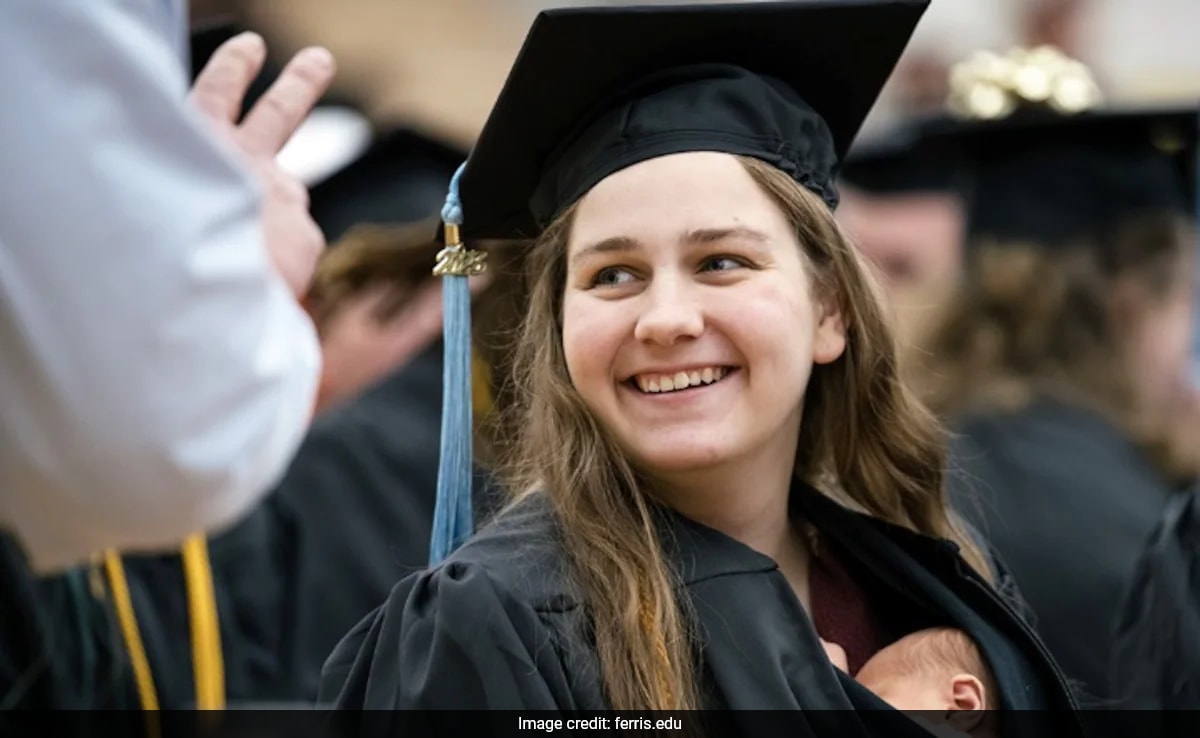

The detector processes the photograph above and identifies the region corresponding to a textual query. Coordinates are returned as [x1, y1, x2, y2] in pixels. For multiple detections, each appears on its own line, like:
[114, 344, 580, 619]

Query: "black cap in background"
[838, 115, 966, 196]
[932, 106, 1199, 246]
[308, 130, 467, 243]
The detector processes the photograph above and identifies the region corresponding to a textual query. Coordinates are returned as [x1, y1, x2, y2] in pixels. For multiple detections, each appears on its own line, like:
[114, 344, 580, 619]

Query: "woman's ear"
[813, 301, 847, 365]
[944, 673, 986, 732]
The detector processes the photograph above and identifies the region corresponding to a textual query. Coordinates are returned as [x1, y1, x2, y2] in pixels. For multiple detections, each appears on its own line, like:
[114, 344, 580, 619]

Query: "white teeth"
[633, 366, 731, 394]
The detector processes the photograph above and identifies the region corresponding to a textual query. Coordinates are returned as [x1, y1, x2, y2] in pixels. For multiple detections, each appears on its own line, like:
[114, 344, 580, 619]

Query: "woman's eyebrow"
[569, 235, 642, 267]
[682, 226, 770, 245]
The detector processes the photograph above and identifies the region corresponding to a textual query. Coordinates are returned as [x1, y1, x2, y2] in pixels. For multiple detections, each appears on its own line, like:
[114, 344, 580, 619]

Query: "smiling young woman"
[318, 3, 1083, 734]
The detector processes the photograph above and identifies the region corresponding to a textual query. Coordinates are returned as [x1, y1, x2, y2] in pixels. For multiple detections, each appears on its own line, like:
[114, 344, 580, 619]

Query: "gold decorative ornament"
[432, 221, 488, 277]
[433, 244, 488, 277]
[946, 45, 1104, 121]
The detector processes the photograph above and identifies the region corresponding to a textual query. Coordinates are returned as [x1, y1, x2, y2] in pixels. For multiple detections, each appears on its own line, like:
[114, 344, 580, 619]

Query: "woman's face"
[561, 152, 846, 478]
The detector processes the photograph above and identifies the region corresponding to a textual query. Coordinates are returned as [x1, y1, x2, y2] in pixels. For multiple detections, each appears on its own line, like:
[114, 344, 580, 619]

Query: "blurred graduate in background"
[919, 45, 1200, 709]
[836, 117, 965, 294]
[835, 114, 967, 380]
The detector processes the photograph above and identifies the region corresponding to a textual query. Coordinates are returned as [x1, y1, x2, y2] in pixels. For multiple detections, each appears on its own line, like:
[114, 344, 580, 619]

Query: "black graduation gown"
[0, 535, 155, 738]
[0, 534, 109, 711]
[118, 504, 304, 706]
[262, 337, 505, 700]
[946, 397, 1183, 708]
[0, 534, 62, 710]
[1111, 486, 1200, 709]
[321, 484, 1082, 737]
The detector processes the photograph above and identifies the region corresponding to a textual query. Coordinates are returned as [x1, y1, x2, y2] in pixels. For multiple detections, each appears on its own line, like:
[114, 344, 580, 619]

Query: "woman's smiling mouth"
[628, 366, 737, 394]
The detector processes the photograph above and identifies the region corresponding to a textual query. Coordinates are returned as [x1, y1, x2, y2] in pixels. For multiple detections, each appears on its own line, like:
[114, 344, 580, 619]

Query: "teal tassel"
[430, 163, 475, 566]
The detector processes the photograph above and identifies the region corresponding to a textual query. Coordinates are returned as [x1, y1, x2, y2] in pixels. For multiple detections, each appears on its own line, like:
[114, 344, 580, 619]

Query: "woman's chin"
[626, 442, 733, 475]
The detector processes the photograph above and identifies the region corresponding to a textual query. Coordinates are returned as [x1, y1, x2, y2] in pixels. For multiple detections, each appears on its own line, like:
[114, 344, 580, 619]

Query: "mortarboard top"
[937, 104, 1200, 246]
[449, 0, 933, 242]
[922, 45, 1199, 246]
[838, 114, 965, 195]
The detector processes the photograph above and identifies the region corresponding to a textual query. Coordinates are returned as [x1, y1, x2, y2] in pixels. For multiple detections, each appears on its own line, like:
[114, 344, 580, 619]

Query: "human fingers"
[188, 31, 268, 127]
[237, 46, 336, 156]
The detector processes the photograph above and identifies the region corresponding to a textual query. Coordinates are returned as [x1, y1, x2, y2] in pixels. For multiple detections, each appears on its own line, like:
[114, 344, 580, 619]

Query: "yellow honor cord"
[103, 534, 225, 712]
[182, 535, 224, 710]
[103, 550, 160, 712]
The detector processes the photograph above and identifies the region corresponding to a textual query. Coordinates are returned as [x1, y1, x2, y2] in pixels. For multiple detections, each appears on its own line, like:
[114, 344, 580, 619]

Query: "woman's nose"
[632, 276, 704, 346]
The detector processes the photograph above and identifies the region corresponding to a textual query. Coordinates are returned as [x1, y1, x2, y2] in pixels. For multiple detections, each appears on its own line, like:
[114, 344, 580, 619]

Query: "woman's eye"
[700, 255, 745, 272]
[591, 266, 637, 287]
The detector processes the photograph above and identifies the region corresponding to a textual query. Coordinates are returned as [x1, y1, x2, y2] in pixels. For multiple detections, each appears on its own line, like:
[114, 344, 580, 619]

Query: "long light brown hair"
[304, 218, 446, 332]
[485, 154, 992, 710]
[918, 213, 1196, 479]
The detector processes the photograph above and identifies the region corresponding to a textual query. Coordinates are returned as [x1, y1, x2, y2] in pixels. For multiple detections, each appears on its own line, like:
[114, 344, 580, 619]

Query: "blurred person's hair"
[305, 218, 443, 334]
[305, 217, 527, 468]
[917, 211, 1198, 480]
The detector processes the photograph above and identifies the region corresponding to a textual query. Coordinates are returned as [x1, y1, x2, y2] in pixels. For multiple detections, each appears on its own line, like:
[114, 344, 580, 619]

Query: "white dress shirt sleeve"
[0, 0, 322, 573]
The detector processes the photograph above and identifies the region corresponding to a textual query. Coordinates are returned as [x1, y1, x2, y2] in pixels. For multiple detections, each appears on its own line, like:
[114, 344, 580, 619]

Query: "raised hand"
[188, 32, 337, 298]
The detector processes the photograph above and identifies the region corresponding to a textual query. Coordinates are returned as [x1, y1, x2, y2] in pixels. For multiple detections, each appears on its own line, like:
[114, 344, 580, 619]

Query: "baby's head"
[856, 628, 997, 734]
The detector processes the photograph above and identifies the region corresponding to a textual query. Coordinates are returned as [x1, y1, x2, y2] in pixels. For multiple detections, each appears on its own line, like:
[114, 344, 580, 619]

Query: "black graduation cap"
[933, 106, 1200, 246]
[838, 115, 965, 195]
[450, 0, 932, 242]
[309, 130, 468, 242]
